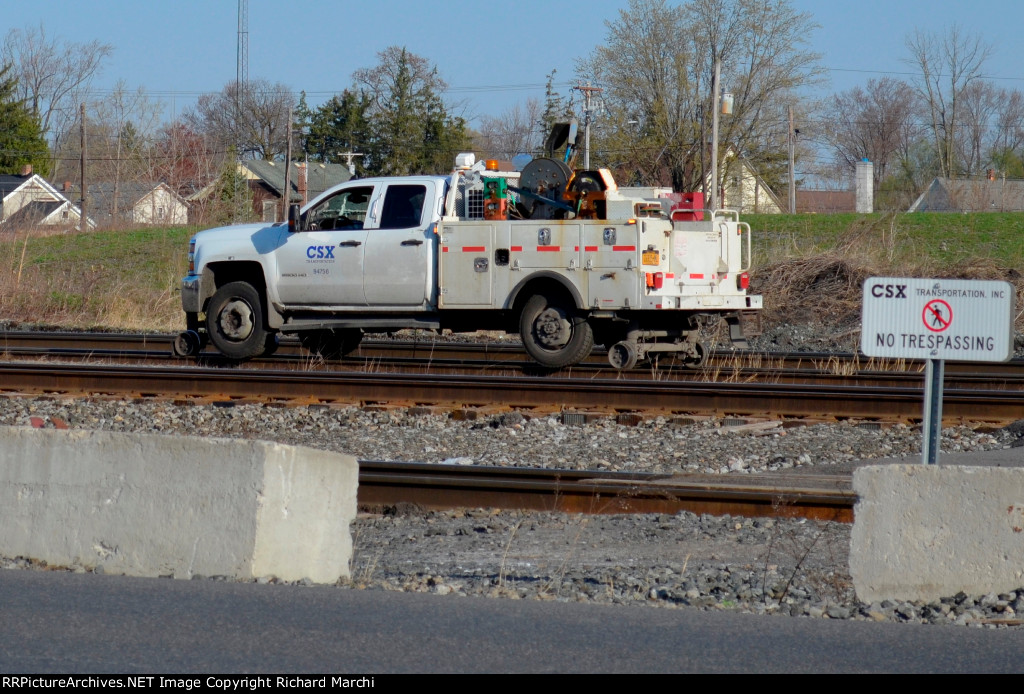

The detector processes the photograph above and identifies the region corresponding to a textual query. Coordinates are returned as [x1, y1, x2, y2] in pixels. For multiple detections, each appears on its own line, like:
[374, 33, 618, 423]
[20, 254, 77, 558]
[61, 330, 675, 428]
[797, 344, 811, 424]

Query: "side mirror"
[288, 203, 301, 232]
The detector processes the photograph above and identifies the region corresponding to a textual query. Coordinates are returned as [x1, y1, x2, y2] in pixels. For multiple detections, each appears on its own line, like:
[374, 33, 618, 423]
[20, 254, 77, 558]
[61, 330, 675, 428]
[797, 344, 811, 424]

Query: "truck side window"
[379, 185, 426, 230]
[305, 186, 373, 231]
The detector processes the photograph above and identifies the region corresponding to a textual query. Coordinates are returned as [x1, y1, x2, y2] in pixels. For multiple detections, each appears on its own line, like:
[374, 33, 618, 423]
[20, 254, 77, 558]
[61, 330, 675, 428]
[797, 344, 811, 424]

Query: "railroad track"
[3, 330, 1024, 388]
[358, 461, 855, 522]
[1, 356, 1023, 422]
[2, 331, 1023, 421]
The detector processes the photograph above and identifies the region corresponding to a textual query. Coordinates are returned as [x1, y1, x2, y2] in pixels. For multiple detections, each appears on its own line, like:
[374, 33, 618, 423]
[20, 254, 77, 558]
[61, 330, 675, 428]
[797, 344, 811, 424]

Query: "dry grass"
[0, 226, 191, 332]
[753, 252, 1024, 331]
[749, 211, 1024, 330]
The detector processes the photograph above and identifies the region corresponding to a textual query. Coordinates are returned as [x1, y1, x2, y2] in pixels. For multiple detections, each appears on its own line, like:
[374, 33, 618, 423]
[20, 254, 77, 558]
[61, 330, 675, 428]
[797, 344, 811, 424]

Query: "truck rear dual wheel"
[298, 329, 363, 360]
[519, 294, 594, 368]
[205, 281, 274, 360]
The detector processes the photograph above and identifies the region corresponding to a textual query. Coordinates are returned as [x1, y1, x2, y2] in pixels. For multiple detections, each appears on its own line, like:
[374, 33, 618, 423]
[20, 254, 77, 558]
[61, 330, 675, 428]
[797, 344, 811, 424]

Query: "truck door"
[362, 181, 436, 307]
[274, 184, 376, 306]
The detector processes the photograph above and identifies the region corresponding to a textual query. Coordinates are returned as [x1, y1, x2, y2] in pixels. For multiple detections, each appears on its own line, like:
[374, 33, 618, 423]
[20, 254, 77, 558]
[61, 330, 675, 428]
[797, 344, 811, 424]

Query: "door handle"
[401, 239, 424, 246]
[339, 240, 362, 247]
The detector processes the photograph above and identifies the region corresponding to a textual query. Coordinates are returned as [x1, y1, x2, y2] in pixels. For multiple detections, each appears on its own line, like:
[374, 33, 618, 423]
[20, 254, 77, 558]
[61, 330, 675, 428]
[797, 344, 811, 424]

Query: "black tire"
[298, 329, 363, 360]
[205, 281, 270, 360]
[519, 293, 594, 368]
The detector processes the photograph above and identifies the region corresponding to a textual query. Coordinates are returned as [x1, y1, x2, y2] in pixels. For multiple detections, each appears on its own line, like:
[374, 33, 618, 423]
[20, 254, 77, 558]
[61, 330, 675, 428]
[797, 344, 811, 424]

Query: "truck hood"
[193, 222, 287, 258]
[193, 222, 277, 243]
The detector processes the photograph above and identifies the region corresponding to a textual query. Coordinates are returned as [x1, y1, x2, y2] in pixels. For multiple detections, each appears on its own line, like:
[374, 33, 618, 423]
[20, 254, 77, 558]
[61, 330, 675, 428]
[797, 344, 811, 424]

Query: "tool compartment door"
[582, 221, 640, 309]
[670, 222, 729, 295]
[508, 222, 581, 270]
[438, 223, 494, 307]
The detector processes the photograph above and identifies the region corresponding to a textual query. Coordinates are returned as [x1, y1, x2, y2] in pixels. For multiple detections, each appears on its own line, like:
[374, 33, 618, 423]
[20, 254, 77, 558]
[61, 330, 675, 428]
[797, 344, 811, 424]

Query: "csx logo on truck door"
[871, 284, 906, 298]
[306, 245, 335, 259]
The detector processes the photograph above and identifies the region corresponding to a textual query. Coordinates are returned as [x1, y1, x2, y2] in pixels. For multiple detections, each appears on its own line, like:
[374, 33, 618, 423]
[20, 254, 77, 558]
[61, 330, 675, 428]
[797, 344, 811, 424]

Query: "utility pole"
[283, 106, 292, 222]
[710, 60, 721, 210]
[79, 103, 87, 228]
[338, 152, 364, 177]
[234, 0, 249, 223]
[788, 106, 796, 214]
[574, 83, 602, 170]
[698, 104, 706, 201]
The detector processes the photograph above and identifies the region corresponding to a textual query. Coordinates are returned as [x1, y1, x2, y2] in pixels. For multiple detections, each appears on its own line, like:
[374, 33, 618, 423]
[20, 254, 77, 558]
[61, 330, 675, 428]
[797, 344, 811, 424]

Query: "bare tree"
[824, 78, 919, 187]
[476, 98, 543, 160]
[55, 81, 164, 182]
[955, 80, 999, 176]
[577, 0, 694, 188]
[1, 24, 112, 152]
[904, 24, 992, 178]
[152, 120, 218, 197]
[993, 89, 1024, 156]
[578, 0, 822, 192]
[188, 79, 294, 160]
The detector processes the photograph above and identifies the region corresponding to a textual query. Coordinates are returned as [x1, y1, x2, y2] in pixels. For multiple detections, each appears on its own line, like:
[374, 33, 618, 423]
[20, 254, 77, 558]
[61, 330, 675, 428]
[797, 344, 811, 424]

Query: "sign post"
[861, 277, 1015, 464]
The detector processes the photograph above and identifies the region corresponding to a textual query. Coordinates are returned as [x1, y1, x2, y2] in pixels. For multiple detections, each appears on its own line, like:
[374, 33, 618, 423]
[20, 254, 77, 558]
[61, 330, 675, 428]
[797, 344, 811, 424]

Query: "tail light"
[645, 272, 665, 290]
[737, 272, 750, 290]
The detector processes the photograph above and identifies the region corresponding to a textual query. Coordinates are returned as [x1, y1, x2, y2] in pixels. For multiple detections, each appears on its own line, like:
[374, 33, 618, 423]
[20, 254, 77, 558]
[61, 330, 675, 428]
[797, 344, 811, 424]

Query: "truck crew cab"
[177, 153, 761, 369]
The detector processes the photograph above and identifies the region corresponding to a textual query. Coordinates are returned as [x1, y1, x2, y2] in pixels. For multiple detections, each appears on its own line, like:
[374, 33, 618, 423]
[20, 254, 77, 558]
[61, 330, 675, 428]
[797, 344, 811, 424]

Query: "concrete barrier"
[0, 427, 357, 583]
[851, 464, 1024, 603]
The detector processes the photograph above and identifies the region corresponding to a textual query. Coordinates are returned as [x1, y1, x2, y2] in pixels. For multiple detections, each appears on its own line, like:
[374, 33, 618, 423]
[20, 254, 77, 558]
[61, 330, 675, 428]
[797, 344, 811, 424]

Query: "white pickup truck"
[177, 154, 761, 369]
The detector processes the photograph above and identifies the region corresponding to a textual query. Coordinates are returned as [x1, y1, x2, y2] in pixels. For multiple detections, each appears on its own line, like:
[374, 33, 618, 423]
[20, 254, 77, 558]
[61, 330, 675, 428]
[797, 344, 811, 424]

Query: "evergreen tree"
[354, 47, 471, 176]
[304, 90, 372, 175]
[0, 63, 50, 176]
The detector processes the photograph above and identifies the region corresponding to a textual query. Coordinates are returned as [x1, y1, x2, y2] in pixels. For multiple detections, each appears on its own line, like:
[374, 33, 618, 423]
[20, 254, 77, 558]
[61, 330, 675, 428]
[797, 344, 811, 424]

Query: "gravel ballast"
[2, 393, 1024, 627]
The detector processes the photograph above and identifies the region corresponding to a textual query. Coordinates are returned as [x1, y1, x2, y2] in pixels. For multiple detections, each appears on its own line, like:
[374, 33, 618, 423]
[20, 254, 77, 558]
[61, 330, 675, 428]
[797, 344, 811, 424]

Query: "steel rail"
[3, 330, 1022, 377]
[3, 332, 1024, 391]
[1, 360, 1022, 422]
[356, 461, 855, 522]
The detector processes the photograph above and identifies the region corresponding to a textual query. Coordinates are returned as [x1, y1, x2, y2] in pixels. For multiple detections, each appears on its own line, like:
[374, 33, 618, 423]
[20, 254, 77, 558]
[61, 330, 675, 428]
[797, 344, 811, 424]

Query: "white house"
[76, 182, 189, 227]
[702, 148, 784, 214]
[0, 167, 91, 230]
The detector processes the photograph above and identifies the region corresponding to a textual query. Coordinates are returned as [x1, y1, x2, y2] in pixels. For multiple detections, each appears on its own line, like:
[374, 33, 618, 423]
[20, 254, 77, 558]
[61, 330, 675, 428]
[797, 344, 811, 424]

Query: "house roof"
[908, 177, 1024, 212]
[0, 174, 32, 198]
[3, 200, 66, 228]
[0, 173, 63, 201]
[242, 160, 352, 201]
[796, 190, 856, 214]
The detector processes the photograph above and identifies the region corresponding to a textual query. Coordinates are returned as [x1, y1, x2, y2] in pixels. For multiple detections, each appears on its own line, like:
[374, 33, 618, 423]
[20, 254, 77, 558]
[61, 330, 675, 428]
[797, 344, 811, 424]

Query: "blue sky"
[4, 0, 1024, 125]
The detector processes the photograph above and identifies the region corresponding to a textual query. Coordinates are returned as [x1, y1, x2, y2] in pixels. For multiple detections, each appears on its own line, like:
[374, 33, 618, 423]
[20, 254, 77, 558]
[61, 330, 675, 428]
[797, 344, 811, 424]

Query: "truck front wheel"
[206, 281, 271, 360]
[519, 293, 594, 368]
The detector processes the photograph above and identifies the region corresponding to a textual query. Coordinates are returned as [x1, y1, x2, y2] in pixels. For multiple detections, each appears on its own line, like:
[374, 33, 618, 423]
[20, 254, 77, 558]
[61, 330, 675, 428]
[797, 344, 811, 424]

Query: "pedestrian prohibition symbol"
[922, 299, 951, 332]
